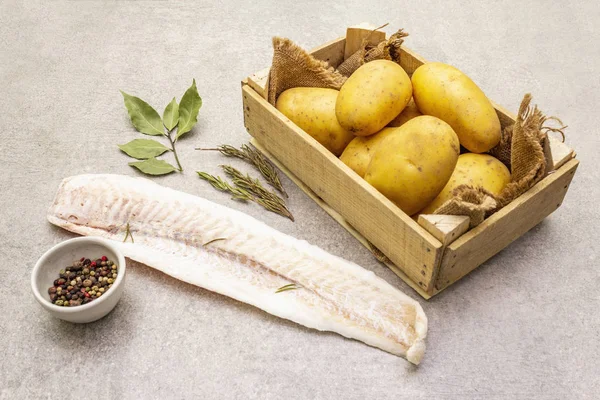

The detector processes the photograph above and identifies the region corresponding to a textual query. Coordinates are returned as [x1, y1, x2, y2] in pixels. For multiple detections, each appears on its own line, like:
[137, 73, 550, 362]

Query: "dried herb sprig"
[202, 237, 227, 246]
[196, 172, 252, 201]
[196, 168, 294, 221]
[275, 283, 301, 293]
[123, 222, 134, 243]
[197, 144, 287, 197]
[221, 165, 294, 221]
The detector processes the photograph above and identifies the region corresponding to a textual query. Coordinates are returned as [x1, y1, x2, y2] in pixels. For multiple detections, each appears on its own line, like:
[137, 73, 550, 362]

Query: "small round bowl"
[31, 237, 126, 323]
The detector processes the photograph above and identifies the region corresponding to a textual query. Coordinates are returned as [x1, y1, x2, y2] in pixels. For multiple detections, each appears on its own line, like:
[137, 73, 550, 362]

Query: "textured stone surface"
[1, 1, 598, 399]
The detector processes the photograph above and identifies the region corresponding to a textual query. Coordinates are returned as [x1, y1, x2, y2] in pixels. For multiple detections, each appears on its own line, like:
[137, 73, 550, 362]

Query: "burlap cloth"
[434, 94, 566, 227]
[265, 32, 566, 229]
[267, 29, 408, 105]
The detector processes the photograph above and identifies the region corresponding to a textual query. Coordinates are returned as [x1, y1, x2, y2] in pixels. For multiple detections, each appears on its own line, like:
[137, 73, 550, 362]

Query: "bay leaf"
[118, 139, 170, 159]
[129, 157, 177, 175]
[163, 97, 179, 131]
[120, 91, 164, 136]
[176, 79, 202, 140]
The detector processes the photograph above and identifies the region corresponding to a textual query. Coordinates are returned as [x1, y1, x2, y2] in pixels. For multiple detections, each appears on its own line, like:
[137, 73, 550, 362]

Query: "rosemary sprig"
[197, 144, 287, 197]
[196, 172, 253, 201]
[221, 165, 294, 221]
[241, 144, 287, 197]
[275, 283, 301, 293]
[123, 222, 134, 243]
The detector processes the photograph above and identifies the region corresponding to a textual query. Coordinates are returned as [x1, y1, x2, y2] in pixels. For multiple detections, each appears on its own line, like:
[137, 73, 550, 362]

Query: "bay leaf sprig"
[221, 165, 294, 221]
[119, 80, 202, 175]
[197, 144, 287, 197]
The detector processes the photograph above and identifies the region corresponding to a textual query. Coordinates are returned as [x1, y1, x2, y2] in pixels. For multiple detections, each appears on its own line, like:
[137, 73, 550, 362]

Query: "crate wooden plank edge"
[432, 158, 580, 295]
[344, 23, 386, 60]
[418, 215, 470, 247]
[250, 138, 432, 300]
[242, 84, 443, 293]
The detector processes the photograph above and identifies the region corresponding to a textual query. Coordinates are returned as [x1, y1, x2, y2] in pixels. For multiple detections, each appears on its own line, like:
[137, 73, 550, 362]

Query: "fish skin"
[47, 174, 427, 364]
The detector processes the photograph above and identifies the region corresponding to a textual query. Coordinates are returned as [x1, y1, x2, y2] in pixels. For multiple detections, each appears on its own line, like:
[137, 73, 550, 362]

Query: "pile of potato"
[276, 60, 511, 216]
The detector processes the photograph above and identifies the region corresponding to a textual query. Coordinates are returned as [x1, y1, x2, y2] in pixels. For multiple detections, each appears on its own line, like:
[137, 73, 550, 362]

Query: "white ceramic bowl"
[31, 237, 126, 323]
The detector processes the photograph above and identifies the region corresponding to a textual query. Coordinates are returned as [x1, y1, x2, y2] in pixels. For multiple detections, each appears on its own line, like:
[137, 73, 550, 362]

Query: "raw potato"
[336, 60, 412, 137]
[339, 128, 398, 178]
[365, 116, 460, 215]
[412, 62, 501, 153]
[419, 153, 511, 214]
[387, 98, 422, 127]
[276, 87, 354, 156]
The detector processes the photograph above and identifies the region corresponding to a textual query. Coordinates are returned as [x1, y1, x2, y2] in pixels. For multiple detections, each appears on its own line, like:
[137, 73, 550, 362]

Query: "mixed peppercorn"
[48, 256, 118, 307]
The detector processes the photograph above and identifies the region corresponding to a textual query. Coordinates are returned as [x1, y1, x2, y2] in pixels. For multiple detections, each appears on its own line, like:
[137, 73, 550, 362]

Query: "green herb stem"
[166, 131, 183, 172]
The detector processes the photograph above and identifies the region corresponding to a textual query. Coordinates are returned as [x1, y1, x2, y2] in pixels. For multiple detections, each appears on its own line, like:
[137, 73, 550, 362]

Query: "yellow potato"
[419, 153, 511, 214]
[365, 116, 460, 215]
[276, 87, 354, 156]
[336, 60, 412, 137]
[412, 62, 501, 153]
[339, 127, 398, 178]
[387, 98, 422, 127]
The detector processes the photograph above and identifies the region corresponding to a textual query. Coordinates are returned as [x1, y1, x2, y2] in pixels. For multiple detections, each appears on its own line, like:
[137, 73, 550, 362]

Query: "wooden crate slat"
[242, 85, 442, 290]
[418, 215, 470, 247]
[309, 36, 346, 68]
[433, 158, 579, 294]
[250, 138, 432, 299]
[247, 68, 269, 100]
[398, 46, 427, 75]
[344, 24, 386, 60]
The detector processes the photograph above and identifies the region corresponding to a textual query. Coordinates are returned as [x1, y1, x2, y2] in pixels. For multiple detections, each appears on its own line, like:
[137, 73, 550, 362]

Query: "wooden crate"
[241, 28, 579, 299]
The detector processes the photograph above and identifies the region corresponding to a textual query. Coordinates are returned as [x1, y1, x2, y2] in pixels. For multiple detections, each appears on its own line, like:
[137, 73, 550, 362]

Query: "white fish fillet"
[47, 174, 427, 364]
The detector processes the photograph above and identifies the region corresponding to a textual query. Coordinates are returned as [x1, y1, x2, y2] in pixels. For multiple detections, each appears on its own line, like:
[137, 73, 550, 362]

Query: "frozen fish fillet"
[48, 174, 427, 364]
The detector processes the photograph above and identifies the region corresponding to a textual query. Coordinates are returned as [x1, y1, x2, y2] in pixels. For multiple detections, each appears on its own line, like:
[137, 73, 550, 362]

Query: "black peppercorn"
[48, 255, 118, 306]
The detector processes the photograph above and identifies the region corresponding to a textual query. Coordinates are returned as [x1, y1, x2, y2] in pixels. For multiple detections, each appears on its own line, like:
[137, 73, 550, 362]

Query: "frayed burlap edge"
[433, 94, 566, 227]
[337, 29, 409, 77]
[434, 185, 498, 228]
[267, 37, 347, 105]
[368, 241, 391, 264]
[495, 93, 548, 208]
[488, 124, 513, 169]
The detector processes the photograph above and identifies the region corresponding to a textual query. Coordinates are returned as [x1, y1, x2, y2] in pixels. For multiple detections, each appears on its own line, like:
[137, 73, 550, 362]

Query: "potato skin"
[419, 153, 511, 214]
[336, 60, 412, 137]
[412, 62, 501, 153]
[365, 116, 460, 215]
[339, 128, 398, 178]
[276, 87, 354, 156]
[387, 98, 422, 127]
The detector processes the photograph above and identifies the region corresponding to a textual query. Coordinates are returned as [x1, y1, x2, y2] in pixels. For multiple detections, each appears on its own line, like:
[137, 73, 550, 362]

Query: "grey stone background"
[1, 1, 598, 399]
